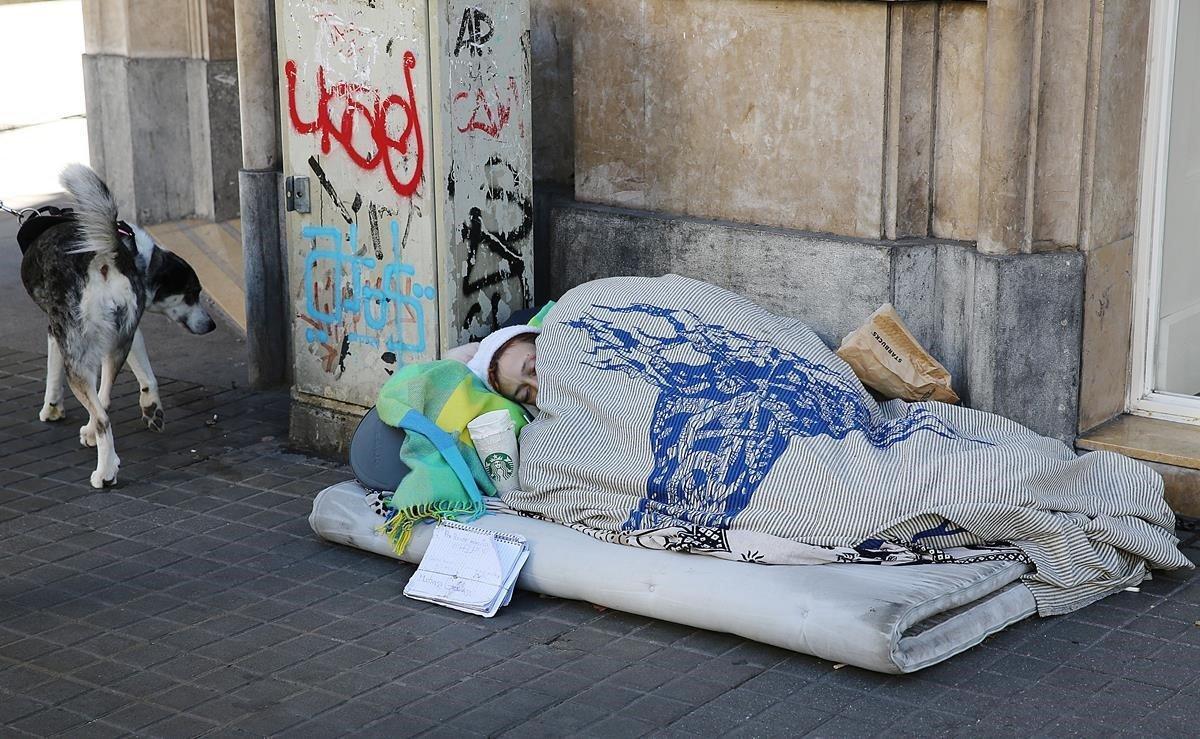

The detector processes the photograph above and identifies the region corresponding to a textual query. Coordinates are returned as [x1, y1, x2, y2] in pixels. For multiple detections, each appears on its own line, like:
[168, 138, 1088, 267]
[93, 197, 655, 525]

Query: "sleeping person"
[372, 322, 541, 553]
[447, 324, 541, 412]
[438, 275, 1190, 617]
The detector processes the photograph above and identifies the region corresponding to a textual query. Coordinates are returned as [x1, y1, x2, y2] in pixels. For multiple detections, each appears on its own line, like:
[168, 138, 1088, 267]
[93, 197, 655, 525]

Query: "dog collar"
[15, 208, 136, 255]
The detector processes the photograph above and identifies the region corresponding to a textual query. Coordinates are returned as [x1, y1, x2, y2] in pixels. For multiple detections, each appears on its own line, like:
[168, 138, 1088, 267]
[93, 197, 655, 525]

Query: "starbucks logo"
[484, 452, 515, 481]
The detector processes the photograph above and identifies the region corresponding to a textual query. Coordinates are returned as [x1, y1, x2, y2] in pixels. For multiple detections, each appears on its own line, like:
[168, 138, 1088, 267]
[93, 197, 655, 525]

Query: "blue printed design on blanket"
[567, 303, 967, 529]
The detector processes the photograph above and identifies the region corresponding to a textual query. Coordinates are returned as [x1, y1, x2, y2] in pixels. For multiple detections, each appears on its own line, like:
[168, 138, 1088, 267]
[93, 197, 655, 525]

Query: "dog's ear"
[147, 249, 202, 304]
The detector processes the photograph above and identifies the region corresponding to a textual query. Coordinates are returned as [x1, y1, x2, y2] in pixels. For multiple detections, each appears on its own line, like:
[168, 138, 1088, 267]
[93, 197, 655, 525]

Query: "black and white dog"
[19, 164, 216, 488]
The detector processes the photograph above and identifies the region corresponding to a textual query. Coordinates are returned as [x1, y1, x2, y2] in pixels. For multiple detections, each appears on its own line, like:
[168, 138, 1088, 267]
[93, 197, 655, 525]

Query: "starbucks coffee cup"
[467, 410, 520, 493]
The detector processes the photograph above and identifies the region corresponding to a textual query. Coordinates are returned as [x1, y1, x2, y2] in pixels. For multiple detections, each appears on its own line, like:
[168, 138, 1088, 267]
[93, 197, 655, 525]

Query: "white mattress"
[309, 481, 1038, 673]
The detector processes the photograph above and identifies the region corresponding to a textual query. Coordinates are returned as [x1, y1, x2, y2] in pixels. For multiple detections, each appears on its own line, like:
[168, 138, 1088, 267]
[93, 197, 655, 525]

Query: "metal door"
[429, 0, 534, 346]
[277, 1, 440, 408]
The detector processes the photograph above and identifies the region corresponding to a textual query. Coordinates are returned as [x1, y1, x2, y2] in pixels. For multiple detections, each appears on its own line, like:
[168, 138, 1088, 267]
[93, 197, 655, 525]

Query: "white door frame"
[1128, 0, 1200, 425]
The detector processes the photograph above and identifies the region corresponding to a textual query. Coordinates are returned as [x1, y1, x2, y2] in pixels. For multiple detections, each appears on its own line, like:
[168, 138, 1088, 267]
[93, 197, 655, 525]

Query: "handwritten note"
[420, 525, 505, 585]
[403, 522, 529, 617]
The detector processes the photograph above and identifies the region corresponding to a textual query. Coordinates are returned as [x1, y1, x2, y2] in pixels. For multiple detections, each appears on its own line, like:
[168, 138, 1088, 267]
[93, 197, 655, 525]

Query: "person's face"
[494, 338, 538, 406]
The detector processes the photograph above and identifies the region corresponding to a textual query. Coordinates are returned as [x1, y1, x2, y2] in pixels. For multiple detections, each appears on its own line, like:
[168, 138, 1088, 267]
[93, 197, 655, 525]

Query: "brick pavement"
[1, 344, 1199, 737]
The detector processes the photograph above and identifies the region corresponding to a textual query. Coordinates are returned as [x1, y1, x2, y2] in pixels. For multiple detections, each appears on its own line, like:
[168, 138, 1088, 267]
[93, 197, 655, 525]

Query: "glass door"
[1132, 0, 1200, 423]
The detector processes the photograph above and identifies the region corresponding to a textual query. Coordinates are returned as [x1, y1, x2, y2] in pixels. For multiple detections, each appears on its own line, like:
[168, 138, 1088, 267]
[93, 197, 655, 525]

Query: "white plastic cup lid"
[467, 409, 514, 433]
[470, 427, 512, 440]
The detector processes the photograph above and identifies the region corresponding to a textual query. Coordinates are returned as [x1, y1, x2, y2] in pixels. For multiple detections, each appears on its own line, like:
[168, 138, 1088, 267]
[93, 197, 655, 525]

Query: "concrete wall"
[81, 0, 241, 223]
[528, 0, 1149, 250]
[523, 0, 1152, 440]
[546, 201, 1084, 442]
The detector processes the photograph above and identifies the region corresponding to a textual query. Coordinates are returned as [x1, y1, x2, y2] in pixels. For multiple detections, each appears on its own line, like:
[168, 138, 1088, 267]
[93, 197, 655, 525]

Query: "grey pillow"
[349, 407, 410, 494]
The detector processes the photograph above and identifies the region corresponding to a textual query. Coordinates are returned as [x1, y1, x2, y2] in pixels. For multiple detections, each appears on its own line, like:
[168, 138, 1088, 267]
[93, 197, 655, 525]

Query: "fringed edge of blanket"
[380, 499, 487, 555]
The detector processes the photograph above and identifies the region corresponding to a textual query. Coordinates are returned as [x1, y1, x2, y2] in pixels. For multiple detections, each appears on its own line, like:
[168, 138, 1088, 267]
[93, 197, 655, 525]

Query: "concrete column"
[234, 0, 288, 388]
[1029, 0, 1091, 250]
[1077, 0, 1152, 431]
[883, 0, 937, 240]
[976, 0, 1041, 255]
[233, 0, 279, 171]
[81, 0, 241, 223]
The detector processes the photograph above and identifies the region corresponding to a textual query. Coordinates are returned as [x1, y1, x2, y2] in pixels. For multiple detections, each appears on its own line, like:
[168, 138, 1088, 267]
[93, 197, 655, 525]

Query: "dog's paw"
[79, 424, 97, 448]
[141, 402, 164, 432]
[38, 403, 66, 422]
[89, 470, 117, 487]
[90, 453, 120, 489]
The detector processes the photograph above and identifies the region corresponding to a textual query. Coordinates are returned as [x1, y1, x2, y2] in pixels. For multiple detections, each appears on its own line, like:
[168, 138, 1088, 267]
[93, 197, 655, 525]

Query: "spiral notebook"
[402, 520, 529, 617]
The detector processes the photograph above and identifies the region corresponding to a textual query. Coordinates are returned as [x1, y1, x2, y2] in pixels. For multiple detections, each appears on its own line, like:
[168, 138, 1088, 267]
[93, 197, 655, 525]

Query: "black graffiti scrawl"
[460, 156, 533, 335]
[454, 8, 493, 57]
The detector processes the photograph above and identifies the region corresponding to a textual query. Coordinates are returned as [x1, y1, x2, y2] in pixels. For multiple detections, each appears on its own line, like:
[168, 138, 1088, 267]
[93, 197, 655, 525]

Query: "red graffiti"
[453, 77, 522, 138]
[285, 52, 424, 198]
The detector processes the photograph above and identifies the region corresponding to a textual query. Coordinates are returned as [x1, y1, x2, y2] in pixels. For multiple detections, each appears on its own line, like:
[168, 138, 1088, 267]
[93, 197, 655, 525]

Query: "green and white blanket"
[375, 360, 527, 551]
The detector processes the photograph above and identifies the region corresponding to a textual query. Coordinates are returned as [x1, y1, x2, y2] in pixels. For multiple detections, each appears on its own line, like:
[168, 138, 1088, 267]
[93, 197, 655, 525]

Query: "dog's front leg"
[39, 333, 68, 422]
[125, 329, 164, 432]
[67, 371, 119, 488]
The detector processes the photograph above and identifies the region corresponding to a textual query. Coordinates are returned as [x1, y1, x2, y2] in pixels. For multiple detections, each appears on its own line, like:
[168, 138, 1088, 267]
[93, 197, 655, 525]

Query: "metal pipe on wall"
[233, 0, 288, 387]
[234, 0, 280, 171]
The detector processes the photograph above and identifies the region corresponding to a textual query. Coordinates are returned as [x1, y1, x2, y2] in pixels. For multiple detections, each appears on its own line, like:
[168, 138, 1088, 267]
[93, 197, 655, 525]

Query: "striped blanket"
[505, 275, 1192, 615]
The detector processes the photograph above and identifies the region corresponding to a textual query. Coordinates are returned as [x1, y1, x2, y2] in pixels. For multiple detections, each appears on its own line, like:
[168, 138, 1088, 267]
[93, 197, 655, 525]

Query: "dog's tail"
[59, 163, 120, 255]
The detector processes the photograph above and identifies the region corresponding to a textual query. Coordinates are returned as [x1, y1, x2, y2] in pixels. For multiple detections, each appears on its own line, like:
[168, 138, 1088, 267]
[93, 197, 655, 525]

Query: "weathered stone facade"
[528, 0, 1151, 441]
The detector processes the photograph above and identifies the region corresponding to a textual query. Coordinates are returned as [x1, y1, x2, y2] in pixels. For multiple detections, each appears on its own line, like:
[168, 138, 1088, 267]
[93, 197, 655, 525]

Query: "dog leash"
[0, 199, 39, 223]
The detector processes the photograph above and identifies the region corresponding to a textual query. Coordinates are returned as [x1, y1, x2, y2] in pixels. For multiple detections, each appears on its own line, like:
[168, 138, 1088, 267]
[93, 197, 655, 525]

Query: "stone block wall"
[73, 0, 1149, 441]
[572, 0, 890, 239]
[546, 202, 1084, 442]
[527, 0, 1153, 438]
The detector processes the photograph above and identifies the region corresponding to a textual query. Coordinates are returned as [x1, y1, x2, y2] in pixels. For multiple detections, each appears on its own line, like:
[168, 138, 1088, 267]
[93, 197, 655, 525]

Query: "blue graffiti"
[300, 218, 435, 357]
[567, 304, 969, 530]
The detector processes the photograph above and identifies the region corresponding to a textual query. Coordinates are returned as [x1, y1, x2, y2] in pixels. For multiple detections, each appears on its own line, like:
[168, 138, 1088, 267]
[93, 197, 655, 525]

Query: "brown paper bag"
[835, 303, 960, 403]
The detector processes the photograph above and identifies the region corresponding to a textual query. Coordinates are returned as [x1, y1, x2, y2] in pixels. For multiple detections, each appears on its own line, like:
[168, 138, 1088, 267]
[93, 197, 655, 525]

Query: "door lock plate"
[285, 175, 311, 214]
